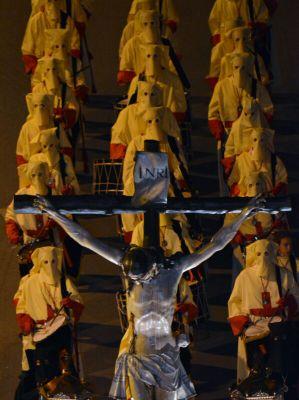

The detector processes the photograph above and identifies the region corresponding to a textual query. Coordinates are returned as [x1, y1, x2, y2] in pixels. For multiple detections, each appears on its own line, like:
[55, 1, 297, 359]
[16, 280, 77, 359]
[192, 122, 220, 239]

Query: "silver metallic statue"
[35, 196, 264, 400]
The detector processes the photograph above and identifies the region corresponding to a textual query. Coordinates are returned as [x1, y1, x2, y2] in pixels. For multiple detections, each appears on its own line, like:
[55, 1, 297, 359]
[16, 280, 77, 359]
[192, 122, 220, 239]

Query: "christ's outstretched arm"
[35, 196, 124, 266]
[178, 197, 265, 273]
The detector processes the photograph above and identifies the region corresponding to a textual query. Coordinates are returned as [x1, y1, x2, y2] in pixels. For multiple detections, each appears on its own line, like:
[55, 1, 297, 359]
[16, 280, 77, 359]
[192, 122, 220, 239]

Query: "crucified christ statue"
[34, 195, 264, 400]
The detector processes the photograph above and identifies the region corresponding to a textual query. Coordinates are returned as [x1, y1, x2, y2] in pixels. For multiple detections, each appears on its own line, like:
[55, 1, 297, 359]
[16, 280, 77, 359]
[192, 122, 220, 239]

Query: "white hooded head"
[243, 172, 266, 197]
[44, 0, 61, 27]
[246, 239, 278, 278]
[31, 246, 63, 285]
[26, 159, 50, 194]
[137, 81, 162, 110]
[231, 53, 254, 90]
[144, 106, 167, 142]
[249, 128, 274, 162]
[32, 56, 68, 94]
[39, 128, 60, 166]
[26, 93, 54, 127]
[241, 96, 268, 128]
[142, 44, 168, 78]
[139, 10, 161, 44]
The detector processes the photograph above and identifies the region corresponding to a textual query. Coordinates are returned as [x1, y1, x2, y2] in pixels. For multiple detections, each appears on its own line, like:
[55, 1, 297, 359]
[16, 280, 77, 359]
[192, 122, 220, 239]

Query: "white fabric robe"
[228, 264, 299, 382]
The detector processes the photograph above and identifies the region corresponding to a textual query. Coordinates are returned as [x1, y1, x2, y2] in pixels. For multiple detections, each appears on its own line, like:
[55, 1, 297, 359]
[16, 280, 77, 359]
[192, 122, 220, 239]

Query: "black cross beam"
[13, 194, 292, 216]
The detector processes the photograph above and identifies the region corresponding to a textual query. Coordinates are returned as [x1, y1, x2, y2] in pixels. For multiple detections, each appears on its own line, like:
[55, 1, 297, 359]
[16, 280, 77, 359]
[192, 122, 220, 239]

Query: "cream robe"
[29, 153, 80, 194]
[16, 119, 71, 165]
[22, 11, 80, 60]
[128, 74, 187, 116]
[110, 103, 183, 159]
[5, 186, 51, 244]
[16, 273, 83, 322]
[208, 76, 273, 134]
[228, 264, 299, 382]
[227, 152, 288, 195]
[208, 0, 269, 40]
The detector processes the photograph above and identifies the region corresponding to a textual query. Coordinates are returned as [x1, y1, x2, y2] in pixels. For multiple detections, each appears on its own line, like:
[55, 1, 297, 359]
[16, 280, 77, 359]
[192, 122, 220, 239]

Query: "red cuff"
[117, 70, 136, 85]
[75, 85, 89, 102]
[5, 219, 21, 245]
[208, 119, 225, 140]
[61, 147, 73, 159]
[22, 54, 38, 75]
[74, 21, 86, 36]
[124, 231, 133, 244]
[211, 34, 221, 47]
[165, 20, 177, 34]
[229, 315, 249, 336]
[110, 143, 127, 160]
[16, 154, 27, 167]
[179, 303, 199, 323]
[230, 183, 241, 197]
[62, 298, 84, 322]
[272, 182, 287, 196]
[232, 231, 245, 245]
[61, 185, 75, 195]
[173, 112, 186, 123]
[265, 112, 273, 125]
[16, 313, 35, 335]
[221, 156, 235, 176]
[205, 76, 219, 92]
[63, 108, 77, 129]
[71, 49, 81, 59]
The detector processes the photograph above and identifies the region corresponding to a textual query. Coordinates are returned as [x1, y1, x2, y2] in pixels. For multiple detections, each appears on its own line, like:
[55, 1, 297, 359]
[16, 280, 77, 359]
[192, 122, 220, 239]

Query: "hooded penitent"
[30, 129, 80, 195]
[17, 93, 72, 166]
[16, 246, 83, 330]
[32, 56, 79, 128]
[128, 44, 187, 122]
[22, 0, 80, 74]
[228, 239, 299, 381]
[228, 128, 288, 196]
[128, 0, 179, 37]
[208, 0, 269, 46]
[208, 54, 273, 141]
[119, 0, 156, 57]
[118, 10, 171, 84]
[5, 160, 52, 245]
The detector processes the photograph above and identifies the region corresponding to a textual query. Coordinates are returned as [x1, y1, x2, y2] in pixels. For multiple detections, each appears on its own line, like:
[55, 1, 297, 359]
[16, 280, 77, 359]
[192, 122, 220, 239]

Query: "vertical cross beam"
[143, 140, 160, 248]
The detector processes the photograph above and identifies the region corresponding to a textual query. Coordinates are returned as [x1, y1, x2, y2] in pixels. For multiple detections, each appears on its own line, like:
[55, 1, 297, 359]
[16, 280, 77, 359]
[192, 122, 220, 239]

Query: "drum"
[93, 160, 123, 195]
[244, 316, 282, 343]
[33, 315, 67, 343]
[17, 239, 54, 265]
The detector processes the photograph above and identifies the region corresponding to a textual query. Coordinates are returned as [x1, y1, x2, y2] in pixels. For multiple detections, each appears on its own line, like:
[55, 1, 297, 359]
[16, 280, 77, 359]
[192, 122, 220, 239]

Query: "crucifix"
[14, 141, 291, 400]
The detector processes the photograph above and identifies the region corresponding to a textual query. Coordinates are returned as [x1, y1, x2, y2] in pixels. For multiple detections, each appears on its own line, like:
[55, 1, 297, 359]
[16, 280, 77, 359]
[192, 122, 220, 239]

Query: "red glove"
[110, 143, 127, 160]
[165, 19, 177, 34]
[177, 303, 199, 323]
[22, 55, 38, 75]
[16, 314, 35, 335]
[62, 108, 77, 129]
[233, 231, 245, 245]
[221, 156, 235, 176]
[117, 70, 136, 85]
[211, 34, 221, 47]
[61, 298, 84, 322]
[71, 49, 81, 59]
[230, 183, 241, 197]
[229, 315, 250, 336]
[74, 21, 86, 36]
[74, 85, 89, 102]
[5, 220, 22, 245]
[272, 182, 287, 196]
[208, 119, 225, 141]
[61, 184, 75, 195]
